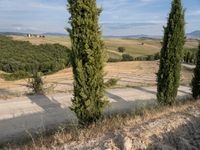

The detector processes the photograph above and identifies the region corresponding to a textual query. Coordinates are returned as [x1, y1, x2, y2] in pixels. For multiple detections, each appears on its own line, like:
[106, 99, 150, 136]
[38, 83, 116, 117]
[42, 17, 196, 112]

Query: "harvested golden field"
[11, 36, 199, 58]
[12, 35, 71, 47]
[0, 61, 193, 98]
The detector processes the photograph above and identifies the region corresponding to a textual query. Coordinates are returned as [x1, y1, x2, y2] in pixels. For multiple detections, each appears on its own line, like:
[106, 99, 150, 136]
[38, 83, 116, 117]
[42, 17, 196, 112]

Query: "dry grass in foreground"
[2, 99, 200, 150]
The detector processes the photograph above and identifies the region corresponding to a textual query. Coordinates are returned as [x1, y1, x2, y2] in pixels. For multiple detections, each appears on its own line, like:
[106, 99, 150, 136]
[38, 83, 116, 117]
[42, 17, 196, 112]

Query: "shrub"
[122, 54, 134, 61]
[28, 70, 44, 94]
[146, 55, 155, 61]
[2, 71, 30, 81]
[107, 58, 122, 62]
[154, 52, 160, 60]
[118, 47, 126, 53]
[105, 78, 119, 88]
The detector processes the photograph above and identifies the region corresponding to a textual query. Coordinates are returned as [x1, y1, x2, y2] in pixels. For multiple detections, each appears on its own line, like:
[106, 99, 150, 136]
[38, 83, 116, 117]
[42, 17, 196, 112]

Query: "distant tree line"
[108, 52, 161, 62]
[183, 48, 198, 64]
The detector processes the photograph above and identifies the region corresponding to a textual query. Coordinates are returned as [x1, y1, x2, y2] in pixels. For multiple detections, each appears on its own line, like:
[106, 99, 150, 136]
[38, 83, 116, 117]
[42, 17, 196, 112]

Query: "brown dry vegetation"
[0, 61, 193, 98]
[11, 36, 199, 57]
[4, 99, 200, 150]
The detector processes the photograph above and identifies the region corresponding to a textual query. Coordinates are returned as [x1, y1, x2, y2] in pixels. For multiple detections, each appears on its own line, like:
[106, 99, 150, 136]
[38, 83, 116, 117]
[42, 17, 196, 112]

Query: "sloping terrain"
[58, 100, 200, 150]
[0, 61, 193, 99]
[0, 86, 191, 145]
[12, 36, 199, 56]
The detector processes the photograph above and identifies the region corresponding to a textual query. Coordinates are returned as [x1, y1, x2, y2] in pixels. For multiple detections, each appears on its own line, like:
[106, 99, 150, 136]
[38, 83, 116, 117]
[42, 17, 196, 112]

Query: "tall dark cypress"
[157, 0, 185, 105]
[192, 43, 200, 99]
[67, 0, 108, 125]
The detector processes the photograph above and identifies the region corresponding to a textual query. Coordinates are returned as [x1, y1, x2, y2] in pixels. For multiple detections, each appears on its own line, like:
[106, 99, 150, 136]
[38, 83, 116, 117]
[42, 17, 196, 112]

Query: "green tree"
[28, 68, 44, 94]
[157, 0, 185, 105]
[118, 47, 126, 53]
[192, 43, 200, 99]
[67, 0, 108, 125]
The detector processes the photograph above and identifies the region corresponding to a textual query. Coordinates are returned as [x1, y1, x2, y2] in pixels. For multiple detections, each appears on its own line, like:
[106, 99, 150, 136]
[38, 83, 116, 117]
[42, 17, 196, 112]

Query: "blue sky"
[0, 0, 199, 36]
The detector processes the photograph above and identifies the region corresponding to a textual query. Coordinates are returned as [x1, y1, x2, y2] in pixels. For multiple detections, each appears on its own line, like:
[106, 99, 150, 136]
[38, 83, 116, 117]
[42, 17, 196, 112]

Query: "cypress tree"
[192, 43, 200, 99]
[67, 0, 108, 125]
[157, 0, 185, 105]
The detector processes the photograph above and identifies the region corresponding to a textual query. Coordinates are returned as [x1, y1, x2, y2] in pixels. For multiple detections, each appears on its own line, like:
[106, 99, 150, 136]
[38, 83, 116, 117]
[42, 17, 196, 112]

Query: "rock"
[123, 136, 132, 150]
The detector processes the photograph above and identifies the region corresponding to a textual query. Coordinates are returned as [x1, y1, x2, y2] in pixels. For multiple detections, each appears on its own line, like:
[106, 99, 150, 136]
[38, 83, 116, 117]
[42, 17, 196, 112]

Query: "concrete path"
[182, 63, 195, 69]
[0, 86, 192, 144]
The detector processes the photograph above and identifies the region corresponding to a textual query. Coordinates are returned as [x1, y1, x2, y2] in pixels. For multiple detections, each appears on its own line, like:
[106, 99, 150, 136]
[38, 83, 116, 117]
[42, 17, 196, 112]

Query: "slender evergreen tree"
[192, 43, 200, 99]
[67, 0, 108, 125]
[157, 0, 185, 105]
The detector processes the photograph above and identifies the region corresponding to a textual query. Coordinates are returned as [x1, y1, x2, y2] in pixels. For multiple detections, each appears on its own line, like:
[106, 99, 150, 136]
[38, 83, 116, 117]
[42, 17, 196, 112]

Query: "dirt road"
[0, 86, 192, 144]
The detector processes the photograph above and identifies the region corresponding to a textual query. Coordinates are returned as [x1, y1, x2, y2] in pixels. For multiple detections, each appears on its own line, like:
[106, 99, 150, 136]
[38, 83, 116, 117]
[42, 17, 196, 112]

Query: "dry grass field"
[0, 36, 196, 98]
[0, 61, 193, 99]
[11, 36, 199, 58]
[0, 36, 198, 149]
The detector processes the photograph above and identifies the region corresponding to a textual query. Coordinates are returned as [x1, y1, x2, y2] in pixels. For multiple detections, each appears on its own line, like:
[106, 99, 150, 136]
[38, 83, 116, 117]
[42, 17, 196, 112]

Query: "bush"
[28, 70, 44, 94]
[107, 58, 122, 62]
[122, 54, 134, 61]
[154, 52, 160, 60]
[118, 47, 126, 53]
[146, 55, 155, 61]
[105, 78, 118, 88]
[183, 48, 198, 64]
[135, 56, 147, 61]
[2, 71, 30, 81]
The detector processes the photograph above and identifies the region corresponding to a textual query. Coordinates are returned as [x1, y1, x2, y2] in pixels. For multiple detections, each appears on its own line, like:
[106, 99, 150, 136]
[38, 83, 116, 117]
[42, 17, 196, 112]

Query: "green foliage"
[183, 48, 197, 64]
[28, 68, 44, 94]
[2, 71, 30, 81]
[105, 78, 119, 88]
[122, 54, 134, 61]
[118, 47, 126, 53]
[0, 36, 70, 79]
[157, 0, 185, 105]
[154, 52, 160, 60]
[107, 58, 122, 62]
[68, 0, 108, 125]
[135, 56, 147, 61]
[192, 43, 200, 99]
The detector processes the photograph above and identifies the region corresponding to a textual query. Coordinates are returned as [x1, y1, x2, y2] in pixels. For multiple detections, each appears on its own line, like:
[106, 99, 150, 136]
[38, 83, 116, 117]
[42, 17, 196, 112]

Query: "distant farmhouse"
[26, 34, 45, 38]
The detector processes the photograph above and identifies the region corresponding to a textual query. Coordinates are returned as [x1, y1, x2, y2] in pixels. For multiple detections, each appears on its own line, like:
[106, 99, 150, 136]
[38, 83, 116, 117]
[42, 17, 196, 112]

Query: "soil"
[59, 101, 200, 150]
[0, 61, 193, 99]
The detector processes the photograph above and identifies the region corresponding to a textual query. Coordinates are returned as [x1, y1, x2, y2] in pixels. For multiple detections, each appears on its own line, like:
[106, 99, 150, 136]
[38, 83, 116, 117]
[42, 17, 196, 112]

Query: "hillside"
[4, 99, 200, 149]
[0, 61, 193, 99]
[0, 36, 70, 79]
[11, 35, 199, 58]
[187, 30, 200, 39]
[60, 100, 200, 150]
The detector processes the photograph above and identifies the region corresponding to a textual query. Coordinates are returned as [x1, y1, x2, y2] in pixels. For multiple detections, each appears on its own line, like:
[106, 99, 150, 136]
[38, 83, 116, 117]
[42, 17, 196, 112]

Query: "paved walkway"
[0, 86, 192, 144]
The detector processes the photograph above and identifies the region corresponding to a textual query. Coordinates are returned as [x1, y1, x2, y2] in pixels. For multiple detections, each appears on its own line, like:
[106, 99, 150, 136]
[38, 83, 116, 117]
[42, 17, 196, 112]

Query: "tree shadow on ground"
[0, 89, 192, 147]
[0, 88, 15, 95]
[0, 92, 157, 146]
[178, 89, 191, 95]
[0, 94, 76, 146]
[147, 106, 200, 150]
[106, 92, 156, 115]
[133, 87, 157, 95]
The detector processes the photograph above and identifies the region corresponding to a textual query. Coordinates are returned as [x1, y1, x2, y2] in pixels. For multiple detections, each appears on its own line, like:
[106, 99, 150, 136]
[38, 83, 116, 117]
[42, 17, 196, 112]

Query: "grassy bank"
[2, 98, 199, 150]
